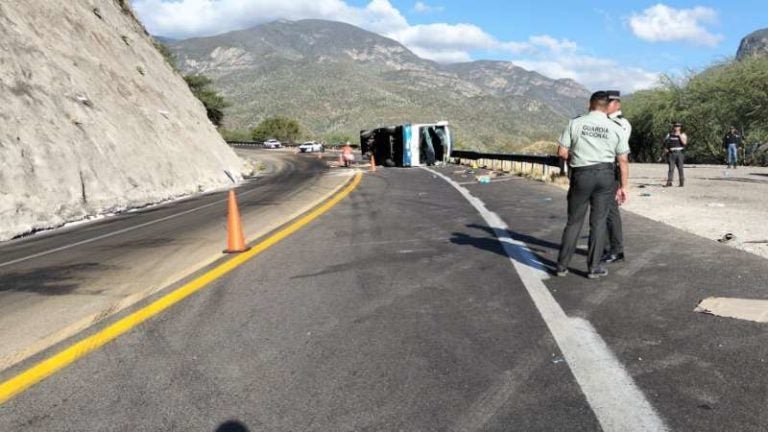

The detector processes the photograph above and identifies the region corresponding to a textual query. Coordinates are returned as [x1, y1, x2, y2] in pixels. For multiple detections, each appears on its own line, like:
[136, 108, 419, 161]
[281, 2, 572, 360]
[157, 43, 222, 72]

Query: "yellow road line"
[0, 172, 363, 405]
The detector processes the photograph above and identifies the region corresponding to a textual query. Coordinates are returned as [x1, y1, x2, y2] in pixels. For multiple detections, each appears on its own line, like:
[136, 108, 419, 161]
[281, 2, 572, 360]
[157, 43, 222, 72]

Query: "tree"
[251, 117, 302, 143]
[623, 56, 768, 164]
[220, 129, 252, 142]
[151, 41, 230, 128]
[184, 74, 229, 128]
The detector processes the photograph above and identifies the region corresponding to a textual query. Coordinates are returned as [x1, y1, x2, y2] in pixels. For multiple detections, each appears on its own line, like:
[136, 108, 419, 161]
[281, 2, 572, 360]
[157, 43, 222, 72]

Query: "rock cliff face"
[0, 0, 242, 241]
[737, 28, 768, 60]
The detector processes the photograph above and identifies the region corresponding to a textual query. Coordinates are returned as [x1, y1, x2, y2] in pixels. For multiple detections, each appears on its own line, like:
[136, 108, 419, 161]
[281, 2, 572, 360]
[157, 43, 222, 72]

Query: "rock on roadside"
[0, 1, 243, 241]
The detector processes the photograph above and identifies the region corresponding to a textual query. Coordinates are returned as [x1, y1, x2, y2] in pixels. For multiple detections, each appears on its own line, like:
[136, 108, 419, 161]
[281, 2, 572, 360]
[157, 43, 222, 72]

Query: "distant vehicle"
[299, 141, 323, 153]
[360, 121, 452, 167]
[263, 139, 282, 149]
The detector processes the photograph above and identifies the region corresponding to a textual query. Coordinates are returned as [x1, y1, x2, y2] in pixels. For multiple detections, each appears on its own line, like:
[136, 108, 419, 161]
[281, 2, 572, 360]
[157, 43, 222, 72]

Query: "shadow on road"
[0, 262, 113, 296]
[449, 224, 589, 278]
[216, 420, 250, 432]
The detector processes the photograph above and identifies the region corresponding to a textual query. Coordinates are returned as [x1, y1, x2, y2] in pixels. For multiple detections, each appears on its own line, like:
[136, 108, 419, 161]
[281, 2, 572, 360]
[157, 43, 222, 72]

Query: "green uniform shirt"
[559, 111, 629, 168]
[609, 111, 632, 148]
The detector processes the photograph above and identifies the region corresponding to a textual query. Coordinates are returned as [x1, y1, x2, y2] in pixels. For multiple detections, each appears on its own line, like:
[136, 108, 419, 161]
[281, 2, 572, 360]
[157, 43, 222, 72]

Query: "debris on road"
[717, 233, 735, 243]
[707, 203, 726, 208]
[694, 297, 768, 323]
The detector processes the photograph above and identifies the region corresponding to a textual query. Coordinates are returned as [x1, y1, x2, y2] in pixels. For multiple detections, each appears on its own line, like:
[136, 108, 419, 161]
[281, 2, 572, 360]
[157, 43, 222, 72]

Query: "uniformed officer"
[602, 90, 632, 264]
[664, 122, 687, 187]
[556, 91, 630, 279]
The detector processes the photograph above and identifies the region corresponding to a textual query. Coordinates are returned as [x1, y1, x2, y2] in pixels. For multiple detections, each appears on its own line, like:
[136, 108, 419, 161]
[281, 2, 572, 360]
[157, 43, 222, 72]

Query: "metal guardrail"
[226, 141, 360, 150]
[226, 140, 265, 148]
[450, 150, 566, 176]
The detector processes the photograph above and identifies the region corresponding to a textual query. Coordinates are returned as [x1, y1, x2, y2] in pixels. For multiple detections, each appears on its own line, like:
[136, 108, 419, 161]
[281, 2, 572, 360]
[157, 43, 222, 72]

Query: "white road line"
[0, 187, 261, 269]
[427, 167, 668, 432]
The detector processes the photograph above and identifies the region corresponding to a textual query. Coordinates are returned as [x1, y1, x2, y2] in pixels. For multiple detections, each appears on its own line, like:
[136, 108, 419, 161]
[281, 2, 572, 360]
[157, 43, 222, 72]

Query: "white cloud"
[529, 35, 578, 53]
[132, 0, 528, 61]
[131, 0, 409, 39]
[410, 47, 471, 63]
[131, 0, 660, 92]
[391, 23, 532, 56]
[414, 2, 444, 13]
[629, 4, 723, 47]
[516, 55, 660, 93]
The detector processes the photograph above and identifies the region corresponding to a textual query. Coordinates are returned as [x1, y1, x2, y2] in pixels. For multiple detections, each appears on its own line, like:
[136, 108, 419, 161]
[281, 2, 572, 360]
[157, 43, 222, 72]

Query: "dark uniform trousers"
[558, 163, 615, 271]
[667, 151, 684, 185]
[605, 167, 623, 255]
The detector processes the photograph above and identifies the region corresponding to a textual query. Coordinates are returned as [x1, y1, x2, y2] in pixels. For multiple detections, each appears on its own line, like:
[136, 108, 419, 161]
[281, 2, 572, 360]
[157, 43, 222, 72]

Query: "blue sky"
[132, 0, 767, 92]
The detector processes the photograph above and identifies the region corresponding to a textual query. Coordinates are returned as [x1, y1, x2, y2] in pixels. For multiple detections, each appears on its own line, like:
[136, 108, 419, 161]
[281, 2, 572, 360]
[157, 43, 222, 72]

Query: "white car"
[299, 141, 323, 153]
[263, 139, 282, 149]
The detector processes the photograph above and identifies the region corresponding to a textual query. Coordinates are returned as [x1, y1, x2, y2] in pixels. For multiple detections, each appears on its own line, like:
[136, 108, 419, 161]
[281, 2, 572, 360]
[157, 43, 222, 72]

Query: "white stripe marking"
[427, 167, 667, 432]
[0, 187, 261, 269]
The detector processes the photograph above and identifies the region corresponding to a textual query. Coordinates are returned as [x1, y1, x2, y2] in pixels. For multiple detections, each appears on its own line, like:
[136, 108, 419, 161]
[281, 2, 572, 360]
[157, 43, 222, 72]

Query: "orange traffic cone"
[223, 189, 250, 254]
[370, 154, 376, 172]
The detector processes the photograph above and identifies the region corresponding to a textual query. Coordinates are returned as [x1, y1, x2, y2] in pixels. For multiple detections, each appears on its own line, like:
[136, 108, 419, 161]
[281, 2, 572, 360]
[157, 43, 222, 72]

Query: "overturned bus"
[360, 121, 452, 167]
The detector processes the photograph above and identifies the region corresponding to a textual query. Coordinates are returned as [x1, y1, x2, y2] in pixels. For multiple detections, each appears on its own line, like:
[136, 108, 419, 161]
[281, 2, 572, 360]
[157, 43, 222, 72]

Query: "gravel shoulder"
[624, 163, 768, 260]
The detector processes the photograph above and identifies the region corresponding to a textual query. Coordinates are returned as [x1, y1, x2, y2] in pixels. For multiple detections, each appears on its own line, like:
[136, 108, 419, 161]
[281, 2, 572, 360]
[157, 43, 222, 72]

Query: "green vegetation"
[167, 20, 587, 152]
[624, 56, 768, 163]
[153, 41, 229, 128]
[251, 117, 303, 143]
[219, 129, 253, 142]
[184, 75, 230, 128]
[154, 41, 178, 72]
[322, 132, 355, 145]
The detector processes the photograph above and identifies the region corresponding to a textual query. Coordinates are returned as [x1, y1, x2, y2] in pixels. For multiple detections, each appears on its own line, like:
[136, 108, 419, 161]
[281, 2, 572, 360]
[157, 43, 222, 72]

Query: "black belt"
[571, 162, 615, 172]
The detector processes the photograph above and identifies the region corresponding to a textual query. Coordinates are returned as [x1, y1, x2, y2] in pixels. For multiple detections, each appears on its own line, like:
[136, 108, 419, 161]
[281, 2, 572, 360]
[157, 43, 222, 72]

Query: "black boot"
[679, 179, 684, 187]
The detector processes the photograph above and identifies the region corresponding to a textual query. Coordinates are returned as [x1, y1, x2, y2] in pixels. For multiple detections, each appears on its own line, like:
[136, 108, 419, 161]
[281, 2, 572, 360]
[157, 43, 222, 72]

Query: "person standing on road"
[723, 126, 742, 169]
[342, 141, 355, 168]
[602, 90, 631, 264]
[556, 91, 630, 279]
[663, 122, 688, 187]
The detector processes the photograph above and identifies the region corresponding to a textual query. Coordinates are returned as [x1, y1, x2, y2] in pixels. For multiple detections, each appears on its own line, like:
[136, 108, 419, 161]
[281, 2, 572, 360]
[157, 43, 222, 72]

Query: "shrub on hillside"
[624, 56, 768, 163]
[184, 74, 229, 128]
[251, 117, 302, 143]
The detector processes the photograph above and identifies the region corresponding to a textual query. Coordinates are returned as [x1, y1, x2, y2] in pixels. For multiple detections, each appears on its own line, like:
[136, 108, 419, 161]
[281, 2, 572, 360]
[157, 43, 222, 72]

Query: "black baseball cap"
[606, 90, 621, 100]
[590, 91, 609, 103]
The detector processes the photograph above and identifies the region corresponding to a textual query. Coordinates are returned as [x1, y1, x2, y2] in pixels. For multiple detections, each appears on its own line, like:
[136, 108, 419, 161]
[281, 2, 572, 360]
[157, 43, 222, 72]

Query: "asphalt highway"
[0, 164, 766, 431]
[0, 151, 326, 269]
[0, 151, 347, 370]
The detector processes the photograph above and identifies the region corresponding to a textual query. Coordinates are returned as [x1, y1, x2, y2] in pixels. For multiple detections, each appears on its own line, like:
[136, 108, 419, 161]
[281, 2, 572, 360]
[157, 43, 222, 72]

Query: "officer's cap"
[606, 90, 621, 101]
[589, 91, 609, 103]
[672, 122, 682, 127]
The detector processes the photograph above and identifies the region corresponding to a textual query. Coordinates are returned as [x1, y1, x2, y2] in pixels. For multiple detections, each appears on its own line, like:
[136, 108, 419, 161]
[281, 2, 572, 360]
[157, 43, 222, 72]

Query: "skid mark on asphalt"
[428, 168, 668, 432]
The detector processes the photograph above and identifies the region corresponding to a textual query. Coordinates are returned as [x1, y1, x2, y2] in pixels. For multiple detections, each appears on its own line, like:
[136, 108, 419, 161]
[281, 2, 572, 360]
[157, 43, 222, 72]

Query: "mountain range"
[167, 19, 591, 151]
